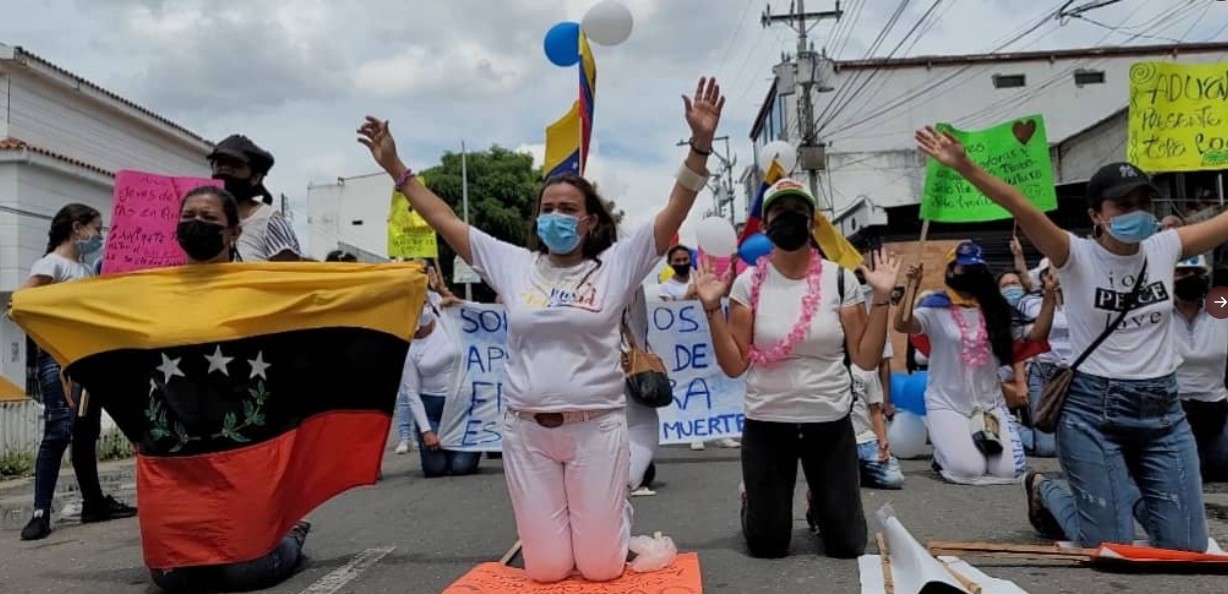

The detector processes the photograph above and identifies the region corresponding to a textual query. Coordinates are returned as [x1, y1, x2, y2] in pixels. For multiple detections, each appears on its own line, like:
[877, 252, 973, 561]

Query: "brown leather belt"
[510, 409, 615, 428]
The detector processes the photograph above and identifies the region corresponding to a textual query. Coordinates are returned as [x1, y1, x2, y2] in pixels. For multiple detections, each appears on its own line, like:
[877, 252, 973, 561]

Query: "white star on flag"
[157, 353, 184, 383]
[248, 351, 271, 380]
[149, 378, 158, 395]
[204, 345, 235, 376]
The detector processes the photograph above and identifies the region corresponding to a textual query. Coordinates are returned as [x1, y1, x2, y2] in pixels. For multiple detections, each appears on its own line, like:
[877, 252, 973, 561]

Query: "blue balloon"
[889, 372, 909, 407]
[897, 371, 928, 416]
[738, 233, 773, 265]
[543, 22, 581, 67]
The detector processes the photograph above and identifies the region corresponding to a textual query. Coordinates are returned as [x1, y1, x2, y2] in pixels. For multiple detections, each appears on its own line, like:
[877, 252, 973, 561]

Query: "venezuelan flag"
[11, 263, 427, 569]
[738, 161, 864, 270]
[545, 33, 597, 178]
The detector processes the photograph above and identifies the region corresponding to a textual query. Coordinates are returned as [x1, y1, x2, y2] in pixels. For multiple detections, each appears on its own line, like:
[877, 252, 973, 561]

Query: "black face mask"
[212, 173, 257, 201]
[766, 210, 811, 251]
[945, 272, 977, 294]
[671, 263, 691, 277]
[177, 220, 228, 262]
[1174, 275, 1210, 302]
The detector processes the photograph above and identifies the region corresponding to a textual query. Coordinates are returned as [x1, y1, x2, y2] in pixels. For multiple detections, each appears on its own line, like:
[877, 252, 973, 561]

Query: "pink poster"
[101, 170, 221, 275]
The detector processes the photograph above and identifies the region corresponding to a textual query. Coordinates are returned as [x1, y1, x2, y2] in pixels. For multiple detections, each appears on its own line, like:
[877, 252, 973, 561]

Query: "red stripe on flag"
[138, 410, 390, 569]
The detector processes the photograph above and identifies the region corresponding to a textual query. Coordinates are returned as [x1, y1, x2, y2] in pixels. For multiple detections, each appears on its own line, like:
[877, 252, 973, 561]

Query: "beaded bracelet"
[394, 167, 416, 191]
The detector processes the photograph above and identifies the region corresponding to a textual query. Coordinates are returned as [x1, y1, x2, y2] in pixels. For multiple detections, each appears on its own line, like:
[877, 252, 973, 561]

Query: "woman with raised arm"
[357, 78, 725, 583]
[692, 179, 899, 559]
[916, 126, 1223, 551]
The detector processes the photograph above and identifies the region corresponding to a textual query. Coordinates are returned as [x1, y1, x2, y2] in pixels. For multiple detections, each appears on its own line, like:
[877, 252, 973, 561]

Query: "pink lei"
[747, 249, 822, 366]
[949, 306, 991, 367]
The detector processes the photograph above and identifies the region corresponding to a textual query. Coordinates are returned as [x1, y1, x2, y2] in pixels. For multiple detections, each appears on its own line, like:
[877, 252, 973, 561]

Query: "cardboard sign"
[101, 171, 220, 274]
[1128, 60, 1228, 172]
[442, 553, 702, 594]
[920, 116, 1057, 223]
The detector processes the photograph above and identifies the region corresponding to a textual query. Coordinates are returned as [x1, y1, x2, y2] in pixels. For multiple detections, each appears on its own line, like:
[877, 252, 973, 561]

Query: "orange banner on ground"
[442, 552, 702, 593]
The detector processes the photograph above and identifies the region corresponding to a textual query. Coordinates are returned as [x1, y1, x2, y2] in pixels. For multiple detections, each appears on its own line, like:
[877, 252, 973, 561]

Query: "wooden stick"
[929, 550, 1092, 562]
[499, 540, 522, 565]
[928, 540, 1094, 562]
[876, 532, 894, 594]
[940, 561, 982, 594]
[900, 219, 931, 323]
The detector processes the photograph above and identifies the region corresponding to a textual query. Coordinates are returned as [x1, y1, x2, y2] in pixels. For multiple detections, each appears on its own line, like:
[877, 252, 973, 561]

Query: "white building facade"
[305, 171, 398, 261]
[0, 43, 213, 410]
[748, 42, 1228, 234]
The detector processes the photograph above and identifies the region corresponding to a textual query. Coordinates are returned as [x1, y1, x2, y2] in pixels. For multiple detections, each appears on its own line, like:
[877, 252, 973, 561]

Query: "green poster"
[921, 115, 1058, 222]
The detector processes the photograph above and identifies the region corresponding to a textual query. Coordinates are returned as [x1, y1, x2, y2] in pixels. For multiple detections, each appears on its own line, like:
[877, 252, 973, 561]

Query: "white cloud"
[354, 43, 528, 99]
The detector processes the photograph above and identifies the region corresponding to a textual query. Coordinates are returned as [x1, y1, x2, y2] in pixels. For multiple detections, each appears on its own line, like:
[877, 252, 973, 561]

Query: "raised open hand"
[356, 116, 402, 174]
[915, 126, 968, 169]
[693, 255, 730, 310]
[860, 249, 901, 299]
[683, 77, 725, 142]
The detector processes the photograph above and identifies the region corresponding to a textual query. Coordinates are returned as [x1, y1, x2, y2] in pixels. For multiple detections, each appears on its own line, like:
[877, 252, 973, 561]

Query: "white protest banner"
[435, 301, 747, 451]
[647, 301, 746, 445]
[437, 304, 508, 452]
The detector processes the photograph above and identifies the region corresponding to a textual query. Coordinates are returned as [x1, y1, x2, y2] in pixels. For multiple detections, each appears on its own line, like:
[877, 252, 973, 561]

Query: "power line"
[714, 0, 759, 76]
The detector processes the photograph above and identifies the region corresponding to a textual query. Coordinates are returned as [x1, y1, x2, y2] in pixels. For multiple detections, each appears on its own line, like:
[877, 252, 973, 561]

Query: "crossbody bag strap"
[620, 307, 639, 351]
[1069, 258, 1149, 371]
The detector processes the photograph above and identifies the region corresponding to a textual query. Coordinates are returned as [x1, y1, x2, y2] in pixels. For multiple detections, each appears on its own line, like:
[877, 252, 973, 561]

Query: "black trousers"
[740, 415, 867, 559]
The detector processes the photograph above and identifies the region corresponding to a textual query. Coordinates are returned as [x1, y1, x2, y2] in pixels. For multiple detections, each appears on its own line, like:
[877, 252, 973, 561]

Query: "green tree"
[419, 146, 539, 302]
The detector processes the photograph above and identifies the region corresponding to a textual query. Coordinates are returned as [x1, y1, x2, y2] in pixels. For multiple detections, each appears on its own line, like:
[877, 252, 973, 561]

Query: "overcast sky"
[5, 0, 1225, 247]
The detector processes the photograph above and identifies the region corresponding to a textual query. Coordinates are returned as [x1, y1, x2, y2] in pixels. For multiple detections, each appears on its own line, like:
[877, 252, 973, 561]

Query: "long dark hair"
[948, 262, 1028, 365]
[530, 174, 619, 264]
[181, 185, 242, 261]
[45, 203, 101, 254]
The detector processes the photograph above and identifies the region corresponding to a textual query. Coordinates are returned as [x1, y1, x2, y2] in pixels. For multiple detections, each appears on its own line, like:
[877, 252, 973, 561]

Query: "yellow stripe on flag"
[11, 263, 429, 367]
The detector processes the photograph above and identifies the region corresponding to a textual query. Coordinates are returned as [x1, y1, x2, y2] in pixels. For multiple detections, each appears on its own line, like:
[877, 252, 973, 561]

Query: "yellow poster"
[1127, 61, 1228, 172]
[387, 175, 439, 259]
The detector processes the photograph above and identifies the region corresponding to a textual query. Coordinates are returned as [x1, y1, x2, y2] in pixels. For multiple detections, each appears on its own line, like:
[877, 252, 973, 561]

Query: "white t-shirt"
[913, 306, 1022, 416]
[397, 324, 459, 432]
[850, 365, 883, 444]
[730, 260, 862, 423]
[1055, 231, 1182, 379]
[1174, 307, 1228, 403]
[28, 253, 93, 284]
[658, 277, 691, 300]
[1019, 295, 1070, 366]
[467, 223, 660, 412]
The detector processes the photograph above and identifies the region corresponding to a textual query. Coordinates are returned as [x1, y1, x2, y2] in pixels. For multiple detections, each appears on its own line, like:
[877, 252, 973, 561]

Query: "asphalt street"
[1, 445, 1227, 594]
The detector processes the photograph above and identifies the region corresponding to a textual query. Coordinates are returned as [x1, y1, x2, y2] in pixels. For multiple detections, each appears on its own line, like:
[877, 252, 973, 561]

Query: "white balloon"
[582, 0, 634, 46]
[887, 412, 929, 459]
[694, 217, 738, 257]
[758, 140, 797, 175]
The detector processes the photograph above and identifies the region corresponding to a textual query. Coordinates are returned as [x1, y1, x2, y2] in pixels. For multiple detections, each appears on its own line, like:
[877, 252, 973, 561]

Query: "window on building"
[773, 95, 789, 141]
[1074, 69, 1105, 87]
[992, 74, 1026, 89]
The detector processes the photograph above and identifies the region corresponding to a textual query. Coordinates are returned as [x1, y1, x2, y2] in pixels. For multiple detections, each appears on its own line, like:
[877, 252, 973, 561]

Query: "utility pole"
[677, 136, 736, 223]
[461, 141, 473, 302]
[762, 0, 842, 214]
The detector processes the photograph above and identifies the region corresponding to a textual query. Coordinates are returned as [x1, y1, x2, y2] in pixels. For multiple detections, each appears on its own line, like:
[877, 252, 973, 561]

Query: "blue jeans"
[149, 530, 304, 592]
[33, 352, 103, 511]
[417, 394, 480, 478]
[1038, 371, 1207, 551]
[857, 441, 904, 489]
[395, 390, 418, 443]
[1018, 361, 1058, 458]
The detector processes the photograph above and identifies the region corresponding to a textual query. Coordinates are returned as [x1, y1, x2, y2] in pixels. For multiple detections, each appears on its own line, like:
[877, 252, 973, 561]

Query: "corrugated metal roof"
[0, 136, 115, 177]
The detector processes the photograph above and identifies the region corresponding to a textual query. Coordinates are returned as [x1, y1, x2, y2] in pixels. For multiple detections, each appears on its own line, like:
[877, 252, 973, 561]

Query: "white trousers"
[502, 410, 632, 583]
[626, 400, 659, 489]
[927, 406, 1025, 486]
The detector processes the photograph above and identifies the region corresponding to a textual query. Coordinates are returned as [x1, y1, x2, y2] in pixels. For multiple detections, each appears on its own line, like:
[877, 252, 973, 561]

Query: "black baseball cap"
[1086, 162, 1159, 209]
[208, 134, 275, 174]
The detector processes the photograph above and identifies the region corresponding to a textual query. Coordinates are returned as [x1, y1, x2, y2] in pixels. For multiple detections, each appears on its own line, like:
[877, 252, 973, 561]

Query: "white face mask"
[417, 308, 436, 330]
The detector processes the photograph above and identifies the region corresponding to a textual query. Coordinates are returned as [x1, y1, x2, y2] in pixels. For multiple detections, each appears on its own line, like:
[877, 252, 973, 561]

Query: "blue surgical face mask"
[536, 213, 582, 254]
[1106, 210, 1159, 244]
[75, 234, 103, 259]
[1001, 285, 1025, 307]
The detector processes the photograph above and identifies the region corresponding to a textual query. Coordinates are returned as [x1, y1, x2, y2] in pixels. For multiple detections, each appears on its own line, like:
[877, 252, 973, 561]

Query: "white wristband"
[675, 163, 710, 193]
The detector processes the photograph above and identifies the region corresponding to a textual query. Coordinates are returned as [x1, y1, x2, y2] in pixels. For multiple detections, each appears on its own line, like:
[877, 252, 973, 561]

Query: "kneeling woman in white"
[895, 241, 1055, 485]
[357, 77, 724, 582]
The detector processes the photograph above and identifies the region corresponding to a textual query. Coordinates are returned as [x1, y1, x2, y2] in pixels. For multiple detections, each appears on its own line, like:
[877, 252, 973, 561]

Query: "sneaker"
[394, 441, 410, 455]
[289, 520, 312, 547]
[717, 438, 741, 449]
[80, 495, 137, 524]
[630, 486, 657, 497]
[20, 510, 51, 541]
[1024, 472, 1064, 540]
[690, 441, 706, 451]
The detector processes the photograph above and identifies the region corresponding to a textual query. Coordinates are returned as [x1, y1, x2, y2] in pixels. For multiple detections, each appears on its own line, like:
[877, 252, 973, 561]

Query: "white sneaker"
[630, 486, 657, 497]
[717, 438, 741, 449]
[394, 441, 410, 455]
[690, 441, 706, 451]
